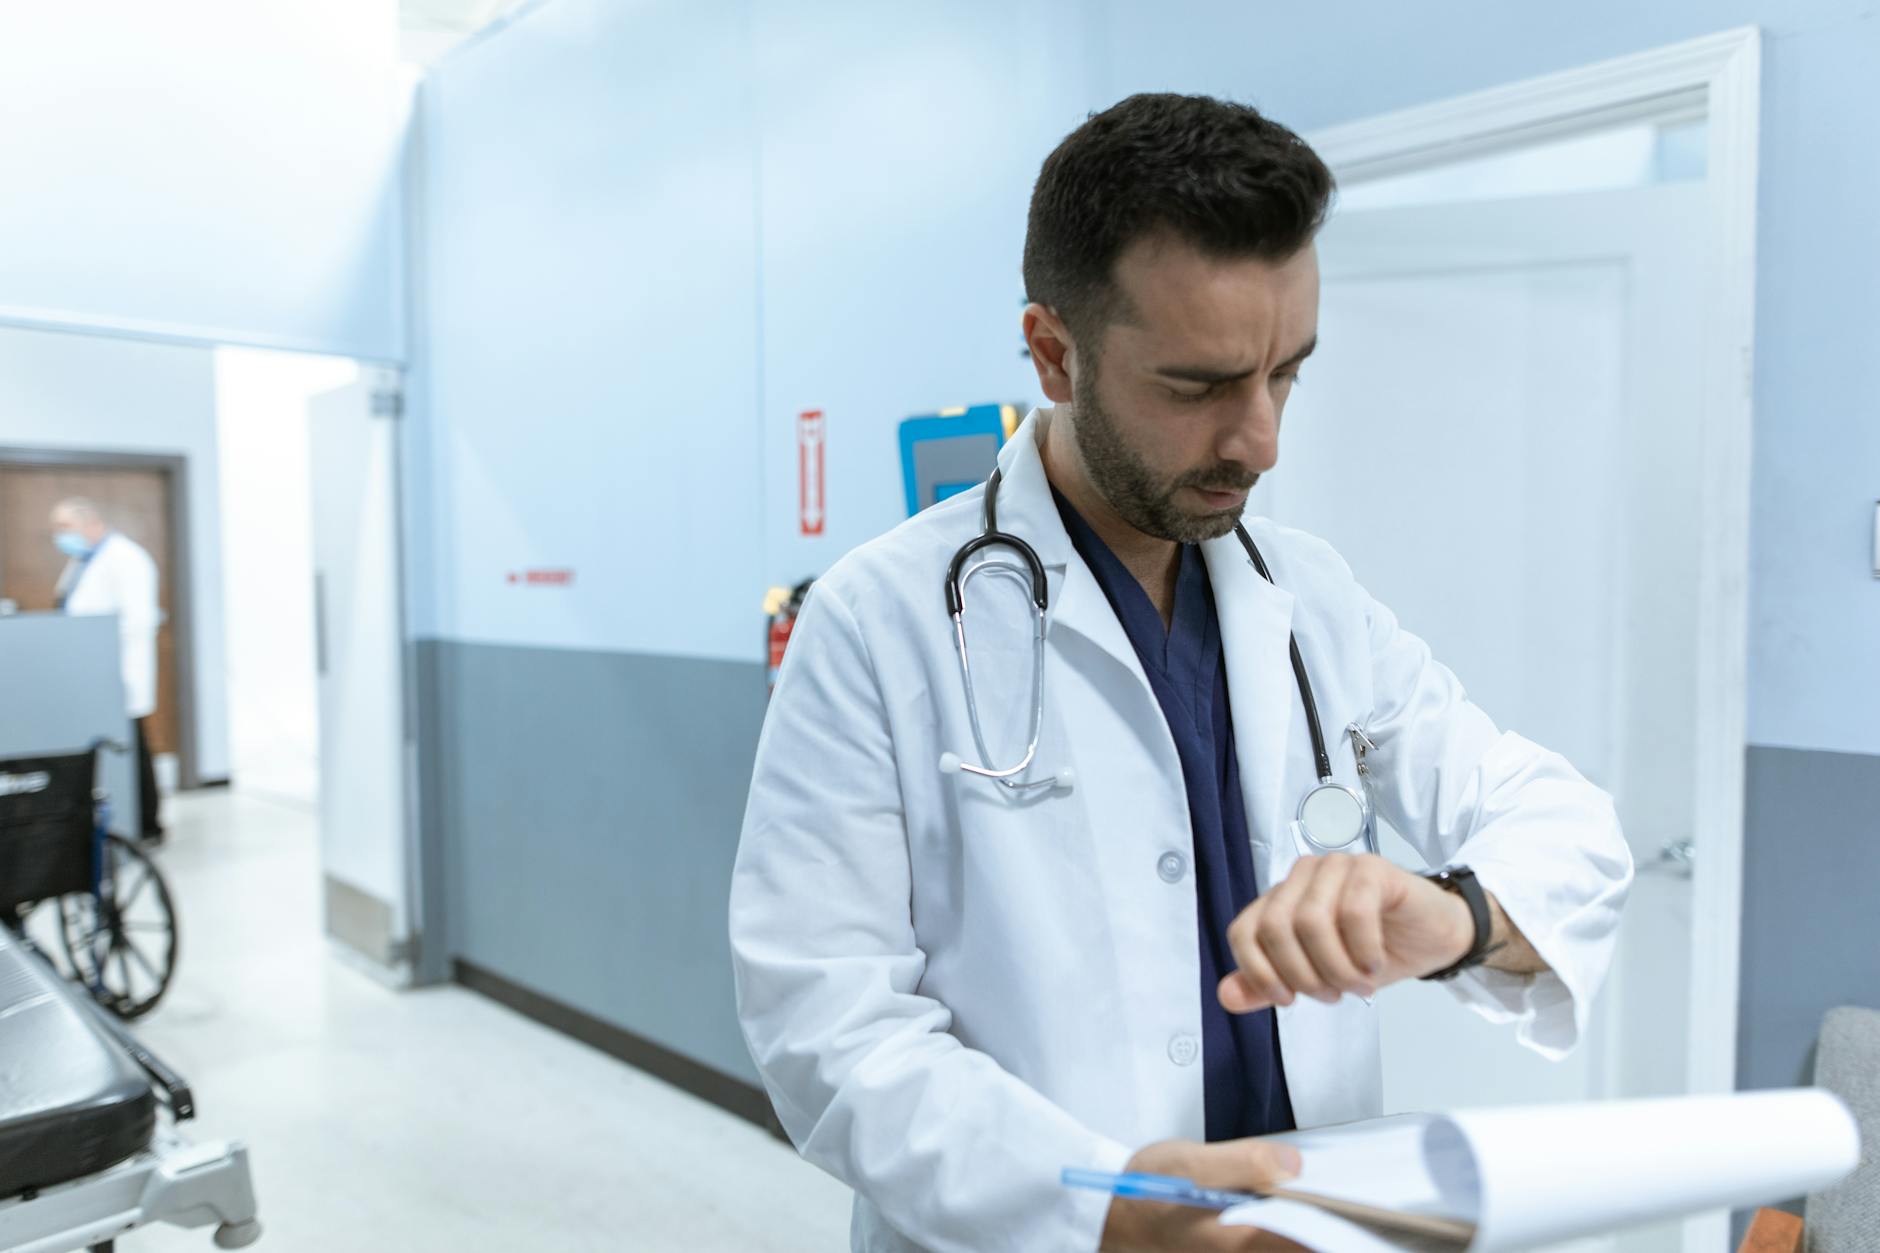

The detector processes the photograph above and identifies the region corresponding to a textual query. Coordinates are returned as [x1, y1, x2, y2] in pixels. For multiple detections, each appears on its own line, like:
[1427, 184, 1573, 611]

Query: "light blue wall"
[414, 0, 1879, 1085]
[422, 0, 1879, 751]
[417, 0, 762, 661]
[750, 3, 1092, 584]
[416, 1, 1105, 652]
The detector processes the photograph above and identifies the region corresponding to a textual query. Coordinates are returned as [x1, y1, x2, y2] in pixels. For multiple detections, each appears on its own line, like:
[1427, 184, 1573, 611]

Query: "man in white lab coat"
[730, 94, 1632, 1252]
[52, 497, 164, 841]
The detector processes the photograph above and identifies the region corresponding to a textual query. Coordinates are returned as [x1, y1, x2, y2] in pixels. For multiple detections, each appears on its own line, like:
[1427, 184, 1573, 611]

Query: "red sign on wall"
[506, 569, 575, 586]
[798, 409, 826, 536]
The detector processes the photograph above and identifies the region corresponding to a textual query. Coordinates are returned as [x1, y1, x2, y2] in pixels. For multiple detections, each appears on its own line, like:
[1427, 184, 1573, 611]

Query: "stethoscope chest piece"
[1296, 781, 1374, 853]
[1295, 722, 1381, 855]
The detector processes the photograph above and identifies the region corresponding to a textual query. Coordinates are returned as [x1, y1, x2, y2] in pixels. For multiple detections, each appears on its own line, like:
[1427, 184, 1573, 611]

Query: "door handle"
[1639, 838, 1695, 878]
[313, 571, 328, 677]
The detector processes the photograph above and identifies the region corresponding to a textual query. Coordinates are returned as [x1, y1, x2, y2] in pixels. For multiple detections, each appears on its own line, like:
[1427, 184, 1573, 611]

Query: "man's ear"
[1022, 304, 1078, 405]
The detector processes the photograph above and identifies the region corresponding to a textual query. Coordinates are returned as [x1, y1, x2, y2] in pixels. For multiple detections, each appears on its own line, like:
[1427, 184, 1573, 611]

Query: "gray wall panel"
[1738, 746, 1880, 1091]
[423, 637, 767, 1083]
[422, 643, 1880, 1106]
[410, 639, 451, 985]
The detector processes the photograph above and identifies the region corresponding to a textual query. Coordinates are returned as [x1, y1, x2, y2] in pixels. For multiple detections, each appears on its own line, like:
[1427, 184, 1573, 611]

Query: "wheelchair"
[0, 742, 261, 1251]
[0, 740, 178, 1018]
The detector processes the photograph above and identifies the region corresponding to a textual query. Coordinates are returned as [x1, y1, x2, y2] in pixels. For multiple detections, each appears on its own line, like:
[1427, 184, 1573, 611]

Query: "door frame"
[0, 445, 201, 790]
[1306, 26, 1759, 1250]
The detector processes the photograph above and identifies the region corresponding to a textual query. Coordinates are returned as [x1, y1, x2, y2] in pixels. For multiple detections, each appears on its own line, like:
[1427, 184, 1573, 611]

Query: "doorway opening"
[0, 449, 198, 807]
[212, 348, 360, 811]
[0, 323, 417, 986]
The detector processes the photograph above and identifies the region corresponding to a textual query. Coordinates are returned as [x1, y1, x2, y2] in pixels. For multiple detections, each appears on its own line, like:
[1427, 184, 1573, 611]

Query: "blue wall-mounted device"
[898, 403, 1025, 517]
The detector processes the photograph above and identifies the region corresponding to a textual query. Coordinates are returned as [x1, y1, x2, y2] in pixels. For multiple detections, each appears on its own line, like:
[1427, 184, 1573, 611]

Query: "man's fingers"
[1110, 1139, 1310, 1253]
[1225, 855, 1395, 1011]
[1183, 1136, 1303, 1191]
[1294, 855, 1375, 998]
[1217, 971, 1268, 1014]
[1222, 910, 1289, 1010]
[1201, 1142, 1312, 1253]
[1248, 864, 1334, 1003]
[1336, 860, 1389, 981]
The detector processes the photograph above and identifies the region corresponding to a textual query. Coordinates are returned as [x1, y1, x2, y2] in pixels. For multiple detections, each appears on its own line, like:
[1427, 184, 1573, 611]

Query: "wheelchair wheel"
[59, 834, 178, 1019]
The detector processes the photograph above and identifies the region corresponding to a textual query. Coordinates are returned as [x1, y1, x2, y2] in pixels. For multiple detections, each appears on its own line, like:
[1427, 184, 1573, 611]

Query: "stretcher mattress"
[0, 927, 153, 1199]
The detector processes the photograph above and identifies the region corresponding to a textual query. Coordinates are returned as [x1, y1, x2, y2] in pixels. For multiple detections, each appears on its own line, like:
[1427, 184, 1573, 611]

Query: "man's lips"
[1191, 485, 1249, 511]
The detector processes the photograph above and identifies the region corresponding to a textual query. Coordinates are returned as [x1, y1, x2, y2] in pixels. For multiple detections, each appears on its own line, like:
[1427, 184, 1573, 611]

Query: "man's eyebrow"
[1154, 336, 1318, 385]
[1278, 336, 1319, 369]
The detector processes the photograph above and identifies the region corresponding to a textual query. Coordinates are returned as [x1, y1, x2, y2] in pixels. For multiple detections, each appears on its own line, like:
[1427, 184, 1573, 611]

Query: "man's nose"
[1219, 389, 1281, 473]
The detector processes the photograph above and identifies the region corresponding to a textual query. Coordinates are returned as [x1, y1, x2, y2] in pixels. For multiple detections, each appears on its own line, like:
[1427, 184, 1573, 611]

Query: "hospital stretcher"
[0, 925, 261, 1252]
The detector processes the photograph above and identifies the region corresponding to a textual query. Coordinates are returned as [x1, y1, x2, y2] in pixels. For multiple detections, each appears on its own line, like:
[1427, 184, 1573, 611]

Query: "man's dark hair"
[1023, 93, 1334, 348]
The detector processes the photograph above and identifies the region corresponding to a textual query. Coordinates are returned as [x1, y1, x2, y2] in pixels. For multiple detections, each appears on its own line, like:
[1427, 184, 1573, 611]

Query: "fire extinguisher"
[764, 577, 816, 695]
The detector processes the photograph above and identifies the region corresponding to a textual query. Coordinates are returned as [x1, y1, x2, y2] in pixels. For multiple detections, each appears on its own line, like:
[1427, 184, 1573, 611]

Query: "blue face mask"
[54, 530, 92, 559]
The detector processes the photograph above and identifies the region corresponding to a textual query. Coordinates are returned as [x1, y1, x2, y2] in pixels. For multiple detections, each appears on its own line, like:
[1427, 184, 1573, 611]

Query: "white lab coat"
[729, 408, 1632, 1253]
[58, 532, 161, 720]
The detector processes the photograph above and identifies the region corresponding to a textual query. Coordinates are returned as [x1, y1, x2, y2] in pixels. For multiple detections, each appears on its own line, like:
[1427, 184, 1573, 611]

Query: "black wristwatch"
[1418, 865, 1501, 982]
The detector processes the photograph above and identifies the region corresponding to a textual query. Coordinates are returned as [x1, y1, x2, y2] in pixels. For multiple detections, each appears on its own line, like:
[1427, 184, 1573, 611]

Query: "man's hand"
[1218, 854, 1546, 1013]
[1100, 1138, 1308, 1252]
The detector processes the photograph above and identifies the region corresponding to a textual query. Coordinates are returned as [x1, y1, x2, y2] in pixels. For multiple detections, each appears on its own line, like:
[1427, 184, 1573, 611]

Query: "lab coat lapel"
[991, 411, 1147, 682]
[1202, 531, 1297, 855]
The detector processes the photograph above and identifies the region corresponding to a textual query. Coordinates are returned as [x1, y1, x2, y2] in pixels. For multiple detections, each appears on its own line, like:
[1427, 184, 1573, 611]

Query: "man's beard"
[1071, 374, 1258, 544]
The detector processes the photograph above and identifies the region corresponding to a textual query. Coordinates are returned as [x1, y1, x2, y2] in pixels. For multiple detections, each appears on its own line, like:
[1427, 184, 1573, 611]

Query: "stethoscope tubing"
[942, 467, 1361, 820]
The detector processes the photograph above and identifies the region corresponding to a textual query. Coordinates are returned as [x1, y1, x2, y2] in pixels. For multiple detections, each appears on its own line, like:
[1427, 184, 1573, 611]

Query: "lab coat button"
[1167, 1033, 1199, 1066]
[1156, 851, 1187, 883]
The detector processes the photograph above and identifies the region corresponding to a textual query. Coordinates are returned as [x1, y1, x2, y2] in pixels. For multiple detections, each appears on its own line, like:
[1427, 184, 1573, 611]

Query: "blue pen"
[1062, 1168, 1260, 1211]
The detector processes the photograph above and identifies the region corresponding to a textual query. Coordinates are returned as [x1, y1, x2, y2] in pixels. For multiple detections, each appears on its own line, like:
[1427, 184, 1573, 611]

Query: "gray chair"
[1804, 1006, 1880, 1250]
[1739, 1006, 1880, 1253]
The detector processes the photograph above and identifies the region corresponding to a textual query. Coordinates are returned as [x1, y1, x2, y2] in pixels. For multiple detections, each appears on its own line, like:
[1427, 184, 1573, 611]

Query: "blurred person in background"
[51, 496, 164, 843]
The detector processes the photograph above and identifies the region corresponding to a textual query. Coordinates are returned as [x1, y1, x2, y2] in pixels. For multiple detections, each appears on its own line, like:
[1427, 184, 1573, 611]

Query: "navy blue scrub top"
[1053, 489, 1296, 1141]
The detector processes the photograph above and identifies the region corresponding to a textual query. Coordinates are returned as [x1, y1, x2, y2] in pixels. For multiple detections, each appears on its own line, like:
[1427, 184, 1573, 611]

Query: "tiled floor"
[110, 789, 852, 1251]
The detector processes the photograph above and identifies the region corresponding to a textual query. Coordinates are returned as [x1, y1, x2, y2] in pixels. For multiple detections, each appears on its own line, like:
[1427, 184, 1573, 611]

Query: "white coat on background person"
[729, 411, 1633, 1253]
[56, 520, 161, 720]
[54, 497, 165, 841]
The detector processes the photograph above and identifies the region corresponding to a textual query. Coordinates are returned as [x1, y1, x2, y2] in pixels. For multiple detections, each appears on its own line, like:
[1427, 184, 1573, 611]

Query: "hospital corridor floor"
[118, 789, 853, 1252]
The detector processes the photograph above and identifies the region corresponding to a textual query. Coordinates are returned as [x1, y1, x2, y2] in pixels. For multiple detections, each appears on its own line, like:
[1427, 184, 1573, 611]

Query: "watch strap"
[1419, 865, 1498, 982]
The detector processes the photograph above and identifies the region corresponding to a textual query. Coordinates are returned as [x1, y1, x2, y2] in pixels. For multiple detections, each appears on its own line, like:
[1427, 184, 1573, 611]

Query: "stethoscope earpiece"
[938, 752, 963, 776]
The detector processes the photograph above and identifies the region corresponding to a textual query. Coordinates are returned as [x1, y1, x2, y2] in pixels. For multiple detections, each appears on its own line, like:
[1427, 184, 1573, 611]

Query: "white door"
[309, 367, 411, 973]
[1254, 183, 1706, 1250]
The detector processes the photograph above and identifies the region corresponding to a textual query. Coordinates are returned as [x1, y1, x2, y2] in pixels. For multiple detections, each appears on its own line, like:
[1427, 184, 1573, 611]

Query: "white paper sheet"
[1268, 1114, 1475, 1221]
[1455, 1089, 1857, 1249]
[1220, 1088, 1858, 1251]
[1224, 1198, 1462, 1253]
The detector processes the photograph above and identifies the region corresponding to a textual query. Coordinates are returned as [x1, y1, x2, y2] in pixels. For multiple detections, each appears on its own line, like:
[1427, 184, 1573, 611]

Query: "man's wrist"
[1420, 865, 1500, 980]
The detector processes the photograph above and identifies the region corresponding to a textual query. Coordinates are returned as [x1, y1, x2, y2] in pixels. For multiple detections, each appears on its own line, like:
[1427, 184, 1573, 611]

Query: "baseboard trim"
[452, 959, 781, 1135]
[324, 874, 399, 969]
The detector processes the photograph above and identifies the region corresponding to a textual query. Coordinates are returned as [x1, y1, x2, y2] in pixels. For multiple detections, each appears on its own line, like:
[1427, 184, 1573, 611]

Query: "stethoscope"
[937, 468, 1379, 855]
